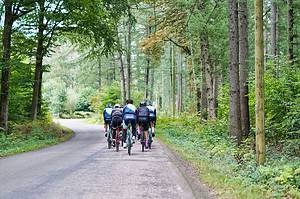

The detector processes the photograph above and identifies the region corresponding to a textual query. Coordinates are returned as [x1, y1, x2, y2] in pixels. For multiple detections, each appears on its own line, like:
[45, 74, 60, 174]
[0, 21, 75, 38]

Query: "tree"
[239, 0, 250, 136]
[1, 0, 34, 129]
[255, 0, 265, 165]
[126, 6, 133, 100]
[31, 0, 67, 120]
[119, 50, 126, 104]
[287, 0, 294, 63]
[271, 0, 278, 60]
[198, 0, 208, 120]
[228, 0, 242, 144]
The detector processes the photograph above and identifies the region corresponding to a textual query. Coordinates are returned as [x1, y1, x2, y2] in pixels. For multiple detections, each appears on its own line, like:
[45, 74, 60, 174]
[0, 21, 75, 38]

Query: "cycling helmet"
[106, 103, 112, 108]
[114, 104, 120, 108]
[147, 100, 153, 106]
[140, 101, 147, 107]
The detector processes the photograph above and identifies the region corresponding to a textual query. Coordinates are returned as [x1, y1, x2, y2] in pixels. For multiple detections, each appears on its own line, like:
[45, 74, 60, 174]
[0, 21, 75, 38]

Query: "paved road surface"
[0, 119, 213, 199]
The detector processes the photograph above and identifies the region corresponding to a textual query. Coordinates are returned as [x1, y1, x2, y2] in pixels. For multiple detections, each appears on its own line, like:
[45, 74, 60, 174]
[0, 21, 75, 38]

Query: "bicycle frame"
[125, 123, 133, 155]
[112, 126, 122, 152]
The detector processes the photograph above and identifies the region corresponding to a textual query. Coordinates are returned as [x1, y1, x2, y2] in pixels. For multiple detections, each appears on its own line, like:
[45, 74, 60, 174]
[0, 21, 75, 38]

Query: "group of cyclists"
[103, 99, 156, 154]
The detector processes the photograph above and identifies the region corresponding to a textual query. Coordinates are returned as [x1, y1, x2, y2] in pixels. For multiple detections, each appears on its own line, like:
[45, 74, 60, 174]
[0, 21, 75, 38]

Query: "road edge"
[0, 124, 75, 159]
[158, 138, 218, 199]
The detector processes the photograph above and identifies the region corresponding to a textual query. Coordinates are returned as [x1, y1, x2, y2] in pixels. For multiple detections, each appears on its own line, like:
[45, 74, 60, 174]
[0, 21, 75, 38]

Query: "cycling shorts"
[111, 117, 122, 128]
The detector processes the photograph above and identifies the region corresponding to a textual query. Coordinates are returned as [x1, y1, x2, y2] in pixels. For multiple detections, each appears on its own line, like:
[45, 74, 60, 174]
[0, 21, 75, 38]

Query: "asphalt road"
[0, 119, 214, 199]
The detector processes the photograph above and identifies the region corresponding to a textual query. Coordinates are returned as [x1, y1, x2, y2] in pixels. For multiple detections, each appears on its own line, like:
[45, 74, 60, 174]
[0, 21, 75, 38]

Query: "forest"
[0, 0, 299, 198]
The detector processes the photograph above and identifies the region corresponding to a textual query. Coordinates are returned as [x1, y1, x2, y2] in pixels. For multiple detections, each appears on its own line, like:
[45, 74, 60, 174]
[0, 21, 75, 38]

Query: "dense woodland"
[0, 0, 299, 198]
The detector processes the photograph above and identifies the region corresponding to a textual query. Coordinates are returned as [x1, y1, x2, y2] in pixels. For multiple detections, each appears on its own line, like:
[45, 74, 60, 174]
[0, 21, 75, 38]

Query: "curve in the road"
[0, 119, 215, 199]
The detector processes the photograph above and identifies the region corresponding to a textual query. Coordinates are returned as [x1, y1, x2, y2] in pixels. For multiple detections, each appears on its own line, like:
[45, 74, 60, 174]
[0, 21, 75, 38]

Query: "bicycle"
[124, 123, 133, 155]
[140, 124, 151, 152]
[148, 126, 153, 149]
[107, 124, 112, 149]
[112, 125, 122, 152]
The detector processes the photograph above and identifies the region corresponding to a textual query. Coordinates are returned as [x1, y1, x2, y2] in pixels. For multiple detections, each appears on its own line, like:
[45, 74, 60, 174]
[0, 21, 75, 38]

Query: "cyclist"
[137, 101, 150, 149]
[122, 99, 137, 148]
[103, 103, 113, 137]
[147, 100, 156, 137]
[111, 104, 123, 146]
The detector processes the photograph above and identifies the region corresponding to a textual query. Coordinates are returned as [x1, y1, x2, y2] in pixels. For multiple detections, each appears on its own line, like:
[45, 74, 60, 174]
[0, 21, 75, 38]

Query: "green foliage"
[0, 120, 73, 157]
[157, 117, 300, 199]
[91, 82, 121, 112]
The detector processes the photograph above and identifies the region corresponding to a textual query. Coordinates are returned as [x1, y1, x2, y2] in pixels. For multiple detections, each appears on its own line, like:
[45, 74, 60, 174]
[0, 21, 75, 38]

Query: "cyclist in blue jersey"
[103, 103, 112, 137]
[122, 99, 137, 148]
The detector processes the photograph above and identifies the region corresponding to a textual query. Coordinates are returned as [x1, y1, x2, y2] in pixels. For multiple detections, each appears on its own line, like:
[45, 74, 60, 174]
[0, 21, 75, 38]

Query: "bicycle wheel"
[116, 143, 119, 152]
[141, 131, 145, 152]
[127, 129, 132, 155]
[116, 129, 120, 152]
[108, 140, 112, 149]
[148, 128, 152, 149]
[107, 130, 112, 149]
[127, 142, 131, 155]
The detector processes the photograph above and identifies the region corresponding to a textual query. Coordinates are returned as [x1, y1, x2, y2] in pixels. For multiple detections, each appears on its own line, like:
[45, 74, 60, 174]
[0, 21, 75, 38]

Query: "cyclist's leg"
[123, 119, 129, 144]
[144, 122, 149, 148]
[131, 119, 137, 139]
[137, 122, 141, 140]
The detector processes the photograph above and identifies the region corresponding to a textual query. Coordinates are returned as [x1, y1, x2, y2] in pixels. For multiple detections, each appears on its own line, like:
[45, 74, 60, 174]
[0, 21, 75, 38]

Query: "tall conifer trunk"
[126, 7, 132, 100]
[287, 0, 294, 63]
[228, 0, 242, 144]
[255, 0, 265, 165]
[239, 0, 250, 136]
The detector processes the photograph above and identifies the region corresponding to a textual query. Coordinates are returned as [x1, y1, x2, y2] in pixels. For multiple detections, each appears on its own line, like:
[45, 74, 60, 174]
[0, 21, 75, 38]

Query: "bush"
[0, 120, 73, 157]
[157, 117, 300, 198]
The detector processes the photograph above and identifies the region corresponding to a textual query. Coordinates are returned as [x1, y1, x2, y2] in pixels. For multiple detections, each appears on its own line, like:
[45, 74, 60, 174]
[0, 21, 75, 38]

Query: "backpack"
[112, 109, 122, 119]
[138, 107, 149, 122]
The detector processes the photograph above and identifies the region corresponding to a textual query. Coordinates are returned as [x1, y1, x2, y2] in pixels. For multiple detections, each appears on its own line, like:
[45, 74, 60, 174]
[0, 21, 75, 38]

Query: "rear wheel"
[116, 130, 120, 152]
[141, 131, 145, 152]
[128, 144, 131, 155]
[142, 143, 145, 152]
[107, 130, 112, 149]
[116, 143, 119, 152]
[127, 130, 132, 155]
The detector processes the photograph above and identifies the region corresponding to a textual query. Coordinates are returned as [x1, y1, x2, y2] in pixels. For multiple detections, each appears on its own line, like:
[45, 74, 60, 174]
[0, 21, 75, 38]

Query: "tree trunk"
[228, 0, 242, 144]
[150, 67, 155, 100]
[31, 0, 45, 120]
[144, 58, 150, 99]
[287, 0, 294, 63]
[118, 51, 126, 104]
[204, 42, 216, 121]
[213, 66, 218, 114]
[37, 70, 43, 116]
[126, 8, 132, 100]
[98, 57, 102, 90]
[255, 0, 265, 166]
[179, 52, 183, 112]
[271, 1, 278, 59]
[0, 0, 13, 129]
[199, 0, 208, 120]
[112, 57, 116, 81]
[239, 0, 250, 137]
[172, 46, 176, 117]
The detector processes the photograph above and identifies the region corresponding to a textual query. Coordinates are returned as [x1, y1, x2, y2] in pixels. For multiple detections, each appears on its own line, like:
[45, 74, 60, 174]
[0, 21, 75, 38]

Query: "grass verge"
[0, 120, 74, 157]
[156, 117, 300, 199]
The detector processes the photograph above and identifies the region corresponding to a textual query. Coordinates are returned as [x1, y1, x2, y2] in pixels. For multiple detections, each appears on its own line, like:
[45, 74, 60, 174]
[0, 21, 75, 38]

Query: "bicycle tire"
[108, 140, 112, 149]
[116, 143, 119, 152]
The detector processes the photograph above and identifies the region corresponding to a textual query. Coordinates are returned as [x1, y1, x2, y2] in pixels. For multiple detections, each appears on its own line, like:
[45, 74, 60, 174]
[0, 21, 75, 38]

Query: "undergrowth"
[0, 120, 73, 157]
[157, 116, 300, 199]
